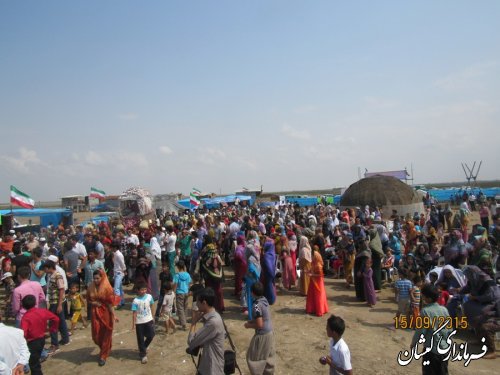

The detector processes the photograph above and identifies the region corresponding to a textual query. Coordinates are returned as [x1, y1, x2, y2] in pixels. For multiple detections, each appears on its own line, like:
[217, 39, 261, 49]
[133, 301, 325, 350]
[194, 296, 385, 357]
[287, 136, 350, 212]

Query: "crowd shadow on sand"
[53, 346, 139, 365]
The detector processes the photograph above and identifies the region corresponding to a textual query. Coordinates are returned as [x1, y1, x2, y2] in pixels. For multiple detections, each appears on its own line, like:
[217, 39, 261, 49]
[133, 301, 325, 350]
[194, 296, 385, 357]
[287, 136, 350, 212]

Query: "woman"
[443, 230, 465, 268]
[298, 236, 312, 296]
[305, 247, 329, 316]
[399, 253, 420, 280]
[147, 238, 161, 300]
[243, 231, 261, 319]
[354, 241, 371, 301]
[460, 266, 500, 359]
[87, 269, 116, 366]
[368, 228, 384, 291]
[200, 236, 225, 313]
[261, 236, 277, 305]
[287, 231, 298, 270]
[436, 264, 466, 295]
[233, 235, 247, 298]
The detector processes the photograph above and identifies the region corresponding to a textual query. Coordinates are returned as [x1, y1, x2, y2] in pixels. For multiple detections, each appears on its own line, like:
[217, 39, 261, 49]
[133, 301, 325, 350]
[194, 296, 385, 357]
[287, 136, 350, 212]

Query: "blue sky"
[1, 1, 499, 201]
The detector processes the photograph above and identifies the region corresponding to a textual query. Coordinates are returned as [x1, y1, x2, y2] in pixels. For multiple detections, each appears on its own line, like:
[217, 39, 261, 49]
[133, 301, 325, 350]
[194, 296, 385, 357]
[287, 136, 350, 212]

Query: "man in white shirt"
[320, 314, 352, 375]
[0, 323, 30, 375]
[112, 241, 126, 308]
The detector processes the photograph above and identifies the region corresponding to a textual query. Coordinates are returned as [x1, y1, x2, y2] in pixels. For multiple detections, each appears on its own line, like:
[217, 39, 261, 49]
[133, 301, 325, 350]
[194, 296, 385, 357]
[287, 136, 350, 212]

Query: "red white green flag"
[90, 187, 106, 199]
[10, 185, 35, 209]
[190, 187, 201, 207]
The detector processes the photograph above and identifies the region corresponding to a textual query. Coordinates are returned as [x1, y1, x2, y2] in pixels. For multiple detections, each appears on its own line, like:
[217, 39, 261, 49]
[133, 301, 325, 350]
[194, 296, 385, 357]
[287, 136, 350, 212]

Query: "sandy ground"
[36, 270, 498, 375]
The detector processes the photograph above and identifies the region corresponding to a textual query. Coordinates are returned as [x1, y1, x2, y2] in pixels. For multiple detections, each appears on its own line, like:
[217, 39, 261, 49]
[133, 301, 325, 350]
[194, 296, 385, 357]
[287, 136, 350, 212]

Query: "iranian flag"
[90, 187, 106, 199]
[10, 185, 35, 209]
[190, 187, 201, 207]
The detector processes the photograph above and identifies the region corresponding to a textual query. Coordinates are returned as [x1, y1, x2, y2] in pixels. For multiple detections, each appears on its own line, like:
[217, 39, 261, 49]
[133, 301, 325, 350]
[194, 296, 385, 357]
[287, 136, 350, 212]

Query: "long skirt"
[299, 260, 312, 296]
[148, 266, 159, 300]
[305, 276, 329, 316]
[371, 252, 382, 291]
[91, 305, 113, 360]
[205, 277, 225, 313]
[343, 253, 355, 284]
[363, 269, 377, 306]
[354, 256, 367, 300]
[246, 331, 275, 375]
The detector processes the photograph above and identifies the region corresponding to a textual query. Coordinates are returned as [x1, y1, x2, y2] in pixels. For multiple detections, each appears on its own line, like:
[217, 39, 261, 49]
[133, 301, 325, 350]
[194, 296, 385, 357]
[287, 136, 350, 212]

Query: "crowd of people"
[0, 195, 499, 374]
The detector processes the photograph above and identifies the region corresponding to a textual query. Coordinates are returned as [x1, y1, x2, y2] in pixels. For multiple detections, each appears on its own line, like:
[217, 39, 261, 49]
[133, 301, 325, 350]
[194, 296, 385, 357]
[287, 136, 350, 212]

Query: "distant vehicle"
[91, 203, 117, 212]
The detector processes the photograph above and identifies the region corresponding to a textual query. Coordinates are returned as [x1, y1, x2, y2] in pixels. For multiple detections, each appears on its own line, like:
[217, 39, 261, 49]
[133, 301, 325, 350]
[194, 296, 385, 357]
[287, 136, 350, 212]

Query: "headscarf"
[262, 237, 276, 278]
[437, 264, 466, 288]
[462, 265, 492, 294]
[299, 236, 312, 262]
[368, 228, 384, 257]
[149, 237, 162, 260]
[312, 249, 324, 275]
[87, 268, 114, 306]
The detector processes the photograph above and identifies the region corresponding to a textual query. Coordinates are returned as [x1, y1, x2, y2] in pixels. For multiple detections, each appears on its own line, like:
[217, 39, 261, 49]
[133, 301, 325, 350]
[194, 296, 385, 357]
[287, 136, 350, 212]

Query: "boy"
[319, 314, 353, 375]
[394, 269, 413, 322]
[173, 260, 192, 330]
[411, 284, 452, 374]
[68, 283, 87, 335]
[131, 282, 155, 364]
[159, 281, 176, 334]
[244, 281, 275, 374]
[20, 295, 60, 375]
[410, 275, 422, 327]
[155, 263, 173, 320]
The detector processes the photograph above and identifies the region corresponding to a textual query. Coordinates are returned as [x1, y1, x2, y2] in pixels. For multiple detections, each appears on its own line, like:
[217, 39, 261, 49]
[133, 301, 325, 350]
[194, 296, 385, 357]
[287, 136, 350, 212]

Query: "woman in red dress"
[306, 248, 329, 317]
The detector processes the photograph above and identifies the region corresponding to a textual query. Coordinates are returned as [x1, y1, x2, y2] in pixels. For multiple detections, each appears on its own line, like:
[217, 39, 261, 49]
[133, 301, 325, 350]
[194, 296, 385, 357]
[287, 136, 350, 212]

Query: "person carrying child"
[159, 281, 176, 334]
[20, 295, 59, 375]
[68, 283, 87, 335]
[319, 314, 353, 375]
[131, 282, 155, 364]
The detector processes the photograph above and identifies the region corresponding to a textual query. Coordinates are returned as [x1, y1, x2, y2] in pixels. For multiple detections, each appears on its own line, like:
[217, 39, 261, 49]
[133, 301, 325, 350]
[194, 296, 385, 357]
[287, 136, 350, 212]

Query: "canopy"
[0, 208, 73, 228]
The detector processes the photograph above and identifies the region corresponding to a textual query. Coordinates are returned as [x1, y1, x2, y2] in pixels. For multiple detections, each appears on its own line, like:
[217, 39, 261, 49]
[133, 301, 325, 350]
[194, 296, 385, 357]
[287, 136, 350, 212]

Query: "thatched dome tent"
[340, 176, 424, 218]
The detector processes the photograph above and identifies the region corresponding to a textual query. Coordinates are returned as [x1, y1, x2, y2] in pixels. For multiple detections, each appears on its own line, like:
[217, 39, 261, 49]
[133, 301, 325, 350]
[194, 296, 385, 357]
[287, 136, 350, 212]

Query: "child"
[362, 258, 377, 307]
[188, 273, 204, 324]
[244, 281, 275, 374]
[68, 283, 87, 335]
[131, 282, 155, 364]
[436, 282, 450, 306]
[159, 281, 176, 334]
[1, 272, 15, 322]
[410, 276, 422, 327]
[319, 314, 353, 375]
[382, 250, 394, 282]
[21, 294, 60, 375]
[173, 260, 192, 330]
[394, 269, 413, 321]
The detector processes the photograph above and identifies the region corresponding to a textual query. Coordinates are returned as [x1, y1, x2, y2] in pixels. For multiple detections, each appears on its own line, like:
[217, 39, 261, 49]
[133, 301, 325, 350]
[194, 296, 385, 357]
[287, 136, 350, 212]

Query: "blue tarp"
[79, 215, 111, 227]
[178, 195, 254, 210]
[427, 187, 500, 202]
[0, 208, 73, 228]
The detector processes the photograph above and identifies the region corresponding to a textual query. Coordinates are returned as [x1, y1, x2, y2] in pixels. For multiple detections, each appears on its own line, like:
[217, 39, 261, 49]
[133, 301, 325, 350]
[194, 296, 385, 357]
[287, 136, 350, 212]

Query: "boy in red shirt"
[20, 295, 59, 375]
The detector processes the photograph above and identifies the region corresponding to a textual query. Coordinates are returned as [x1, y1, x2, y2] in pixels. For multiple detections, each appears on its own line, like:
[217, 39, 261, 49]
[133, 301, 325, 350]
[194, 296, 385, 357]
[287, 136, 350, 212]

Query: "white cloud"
[0, 147, 42, 173]
[281, 124, 311, 140]
[434, 61, 498, 91]
[159, 146, 173, 155]
[81, 150, 149, 169]
[118, 113, 139, 121]
[85, 151, 106, 166]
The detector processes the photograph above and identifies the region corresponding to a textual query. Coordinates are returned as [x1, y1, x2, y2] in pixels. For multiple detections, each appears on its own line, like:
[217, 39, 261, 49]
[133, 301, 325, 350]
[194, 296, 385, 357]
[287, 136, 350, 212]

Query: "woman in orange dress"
[87, 269, 117, 366]
[306, 248, 329, 316]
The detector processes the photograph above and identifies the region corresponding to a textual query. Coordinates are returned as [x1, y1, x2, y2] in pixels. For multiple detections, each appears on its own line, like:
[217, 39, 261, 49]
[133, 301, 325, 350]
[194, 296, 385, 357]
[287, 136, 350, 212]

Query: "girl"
[298, 236, 312, 296]
[306, 248, 329, 316]
[362, 258, 377, 307]
[281, 249, 295, 290]
[68, 283, 87, 335]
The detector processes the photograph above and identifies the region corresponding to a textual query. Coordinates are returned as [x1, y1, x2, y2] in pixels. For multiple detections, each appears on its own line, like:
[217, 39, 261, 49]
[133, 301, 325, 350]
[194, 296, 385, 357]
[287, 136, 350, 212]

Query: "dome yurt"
[340, 175, 424, 219]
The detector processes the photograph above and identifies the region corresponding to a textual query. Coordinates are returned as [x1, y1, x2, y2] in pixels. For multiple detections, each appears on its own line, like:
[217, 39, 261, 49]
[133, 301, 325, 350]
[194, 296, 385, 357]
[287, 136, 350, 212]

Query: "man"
[11, 244, 31, 280]
[84, 249, 105, 287]
[25, 234, 39, 252]
[411, 284, 452, 375]
[178, 228, 192, 271]
[69, 234, 88, 281]
[112, 241, 126, 308]
[63, 241, 81, 288]
[187, 287, 225, 375]
[43, 260, 70, 354]
[0, 322, 30, 375]
[0, 232, 15, 254]
[12, 266, 46, 327]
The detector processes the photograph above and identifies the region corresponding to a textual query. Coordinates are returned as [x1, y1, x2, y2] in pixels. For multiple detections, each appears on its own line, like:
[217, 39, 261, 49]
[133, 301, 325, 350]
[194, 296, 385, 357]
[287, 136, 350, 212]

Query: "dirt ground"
[38, 271, 497, 375]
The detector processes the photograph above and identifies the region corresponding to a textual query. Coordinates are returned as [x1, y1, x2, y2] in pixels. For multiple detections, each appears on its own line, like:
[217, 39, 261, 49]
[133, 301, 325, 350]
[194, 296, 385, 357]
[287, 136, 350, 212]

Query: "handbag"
[221, 318, 242, 375]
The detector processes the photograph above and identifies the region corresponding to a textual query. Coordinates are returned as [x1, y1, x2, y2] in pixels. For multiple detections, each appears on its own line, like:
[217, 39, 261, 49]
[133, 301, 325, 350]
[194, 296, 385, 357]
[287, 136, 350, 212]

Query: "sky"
[1, 1, 499, 201]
